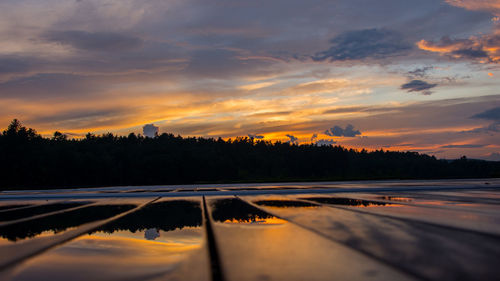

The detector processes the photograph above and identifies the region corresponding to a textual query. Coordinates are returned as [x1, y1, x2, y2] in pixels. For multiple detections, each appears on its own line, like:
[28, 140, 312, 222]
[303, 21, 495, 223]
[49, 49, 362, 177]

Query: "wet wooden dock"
[0, 179, 499, 281]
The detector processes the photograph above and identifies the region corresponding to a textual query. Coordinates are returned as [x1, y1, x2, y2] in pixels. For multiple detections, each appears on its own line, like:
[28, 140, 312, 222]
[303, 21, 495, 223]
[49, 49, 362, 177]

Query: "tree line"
[1, 119, 499, 190]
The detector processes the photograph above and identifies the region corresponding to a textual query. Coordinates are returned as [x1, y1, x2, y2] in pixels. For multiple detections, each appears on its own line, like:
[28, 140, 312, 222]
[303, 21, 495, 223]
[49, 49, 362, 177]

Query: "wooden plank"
[206, 196, 417, 281]
[240, 194, 500, 281]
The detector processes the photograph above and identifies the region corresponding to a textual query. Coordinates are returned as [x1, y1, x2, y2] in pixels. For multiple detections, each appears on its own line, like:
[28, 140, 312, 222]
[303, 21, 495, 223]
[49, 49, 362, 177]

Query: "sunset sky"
[0, 0, 499, 160]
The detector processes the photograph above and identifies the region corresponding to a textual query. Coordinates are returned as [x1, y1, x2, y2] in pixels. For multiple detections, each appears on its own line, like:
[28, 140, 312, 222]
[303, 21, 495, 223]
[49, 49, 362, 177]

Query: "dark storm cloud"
[471, 107, 500, 121]
[441, 144, 486, 148]
[312, 29, 412, 61]
[324, 124, 361, 137]
[46, 30, 143, 52]
[400, 80, 437, 95]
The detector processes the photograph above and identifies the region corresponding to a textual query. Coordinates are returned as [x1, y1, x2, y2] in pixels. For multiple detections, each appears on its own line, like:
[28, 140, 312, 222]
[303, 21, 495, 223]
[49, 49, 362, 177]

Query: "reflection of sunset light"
[222, 216, 287, 225]
[379, 196, 412, 202]
[0, 228, 78, 245]
[92, 228, 203, 246]
[7, 232, 204, 281]
[84, 234, 202, 250]
[357, 203, 404, 208]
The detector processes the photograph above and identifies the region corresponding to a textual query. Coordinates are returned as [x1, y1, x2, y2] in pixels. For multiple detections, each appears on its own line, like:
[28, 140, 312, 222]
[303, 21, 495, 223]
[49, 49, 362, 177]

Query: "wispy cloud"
[441, 144, 486, 148]
[46, 30, 144, 52]
[471, 107, 500, 121]
[312, 29, 412, 62]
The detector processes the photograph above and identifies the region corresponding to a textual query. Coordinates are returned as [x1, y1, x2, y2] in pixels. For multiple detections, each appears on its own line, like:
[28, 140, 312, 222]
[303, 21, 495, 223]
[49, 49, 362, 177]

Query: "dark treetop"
[1, 119, 499, 190]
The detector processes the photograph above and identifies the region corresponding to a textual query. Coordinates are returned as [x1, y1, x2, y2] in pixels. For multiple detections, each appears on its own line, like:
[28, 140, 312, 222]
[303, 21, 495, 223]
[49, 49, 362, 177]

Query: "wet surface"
[210, 198, 277, 224]
[0, 205, 31, 212]
[0, 180, 498, 281]
[210, 198, 287, 226]
[301, 195, 500, 235]
[303, 197, 389, 207]
[2, 200, 206, 281]
[0, 204, 136, 243]
[242, 194, 500, 281]
[0, 202, 89, 222]
[254, 199, 319, 208]
[207, 197, 415, 281]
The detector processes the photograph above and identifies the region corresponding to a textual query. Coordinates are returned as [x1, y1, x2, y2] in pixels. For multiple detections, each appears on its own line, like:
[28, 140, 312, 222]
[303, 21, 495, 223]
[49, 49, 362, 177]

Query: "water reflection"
[211, 198, 287, 225]
[378, 196, 412, 202]
[0, 205, 136, 242]
[8, 230, 203, 281]
[96, 200, 202, 234]
[304, 197, 389, 207]
[6, 201, 204, 281]
[254, 200, 319, 208]
[0, 202, 87, 222]
[145, 228, 160, 240]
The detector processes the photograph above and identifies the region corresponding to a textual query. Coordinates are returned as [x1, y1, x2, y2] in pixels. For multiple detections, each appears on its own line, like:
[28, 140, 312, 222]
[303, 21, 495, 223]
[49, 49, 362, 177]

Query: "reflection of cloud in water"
[97, 201, 202, 234]
[211, 198, 286, 225]
[144, 228, 160, 240]
[0, 205, 136, 242]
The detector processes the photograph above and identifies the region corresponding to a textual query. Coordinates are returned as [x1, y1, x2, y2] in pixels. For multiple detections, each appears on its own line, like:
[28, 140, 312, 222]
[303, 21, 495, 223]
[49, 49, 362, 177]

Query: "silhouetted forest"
[1, 119, 499, 190]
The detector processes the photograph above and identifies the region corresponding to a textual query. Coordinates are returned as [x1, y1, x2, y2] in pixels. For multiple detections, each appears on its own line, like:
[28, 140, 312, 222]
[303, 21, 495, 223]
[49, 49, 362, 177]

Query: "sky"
[0, 0, 499, 160]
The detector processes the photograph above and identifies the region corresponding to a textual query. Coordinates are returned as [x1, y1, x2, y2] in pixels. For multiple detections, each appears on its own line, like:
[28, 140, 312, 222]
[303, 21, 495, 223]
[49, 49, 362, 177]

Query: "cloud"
[310, 133, 317, 143]
[407, 66, 433, 78]
[315, 139, 337, 146]
[312, 28, 412, 61]
[285, 134, 298, 144]
[184, 49, 276, 78]
[417, 34, 500, 63]
[484, 152, 500, 161]
[462, 123, 500, 134]
[143, 124, 159, 138]
[0, 73, 100, 99]
[324, 124, 361, 137]
[419, 1, 500, 64]
[441, 144, 486, 148]
[400, 79, 437, 95]
[445, 0, 500, 16]
[471, 107, 500, 121]
[0, 57, 31, 74]
[248, 134, 264, 139]
[144, 228, 160, 240]
[46, 30, 143, 52]
[310, 133, 336, 146]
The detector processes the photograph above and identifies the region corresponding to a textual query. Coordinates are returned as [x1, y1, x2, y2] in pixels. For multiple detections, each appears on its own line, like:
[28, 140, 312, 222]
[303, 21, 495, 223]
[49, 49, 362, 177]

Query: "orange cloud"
[445, 0, 500, 16]
[418, 1, 500, 63]
[417, 34, 500, 63]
